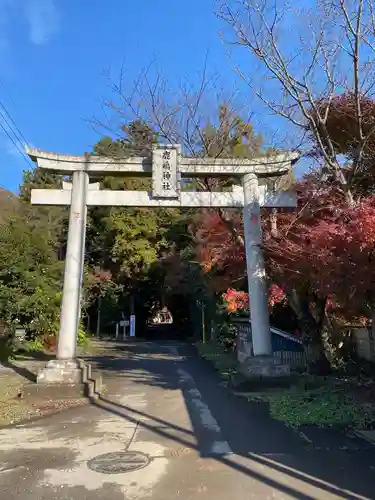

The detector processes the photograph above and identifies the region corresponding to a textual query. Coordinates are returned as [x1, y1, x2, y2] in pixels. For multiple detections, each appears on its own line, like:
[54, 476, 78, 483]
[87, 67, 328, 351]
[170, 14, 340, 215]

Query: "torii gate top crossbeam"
[26, 147, 299, 178]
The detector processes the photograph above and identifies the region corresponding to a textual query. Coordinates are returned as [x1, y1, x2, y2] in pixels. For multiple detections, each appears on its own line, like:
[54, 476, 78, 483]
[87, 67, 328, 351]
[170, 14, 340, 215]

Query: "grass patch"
[195, 342, 375, 429]
[195, 341, 237, 379]
[244, 379, 375, 429]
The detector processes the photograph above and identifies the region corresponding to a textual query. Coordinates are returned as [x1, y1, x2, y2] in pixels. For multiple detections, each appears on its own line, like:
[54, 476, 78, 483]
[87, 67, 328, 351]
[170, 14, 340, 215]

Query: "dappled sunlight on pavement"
[0, 341, 374, 499]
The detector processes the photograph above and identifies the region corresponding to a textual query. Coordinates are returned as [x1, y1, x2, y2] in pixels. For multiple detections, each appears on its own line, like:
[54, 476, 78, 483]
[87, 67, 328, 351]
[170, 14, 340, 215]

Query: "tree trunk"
[287, 289, 331, 374]
[130, 295, 135, 316]
[371, 303, 375, 341]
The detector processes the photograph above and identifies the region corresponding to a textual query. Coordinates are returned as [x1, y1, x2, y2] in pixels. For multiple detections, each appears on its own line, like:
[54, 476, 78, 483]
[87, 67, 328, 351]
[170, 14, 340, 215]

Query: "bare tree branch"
[218, 0, 375, 204]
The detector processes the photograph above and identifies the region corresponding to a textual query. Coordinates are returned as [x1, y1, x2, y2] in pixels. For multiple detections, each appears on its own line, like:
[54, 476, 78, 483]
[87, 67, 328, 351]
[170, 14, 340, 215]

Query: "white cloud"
[0, 0, 14, 73]
[0, 0, 60, 58]
[24, 0, 60, 45]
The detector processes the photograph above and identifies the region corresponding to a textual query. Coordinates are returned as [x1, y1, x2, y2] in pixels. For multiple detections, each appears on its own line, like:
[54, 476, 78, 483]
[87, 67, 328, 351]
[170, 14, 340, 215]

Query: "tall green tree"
[0, 207, 63, 335]
[85, 120, 187, 331]
[88, 120, 182, 277]
[0, 166, 68, 337]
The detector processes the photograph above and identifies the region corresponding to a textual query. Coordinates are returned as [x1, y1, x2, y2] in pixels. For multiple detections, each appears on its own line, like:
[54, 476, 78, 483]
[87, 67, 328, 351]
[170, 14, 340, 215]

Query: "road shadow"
[88, 341, 375, 499]
[0, 359, 37, 382]
[82, 342, 183, 390]
[15, 350, 55, 361]
[0, 349, 58, 382]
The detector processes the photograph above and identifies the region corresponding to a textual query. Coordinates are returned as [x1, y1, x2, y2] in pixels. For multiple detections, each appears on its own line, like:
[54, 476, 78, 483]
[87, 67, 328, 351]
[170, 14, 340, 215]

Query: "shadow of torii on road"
[86, 341, 375, 500]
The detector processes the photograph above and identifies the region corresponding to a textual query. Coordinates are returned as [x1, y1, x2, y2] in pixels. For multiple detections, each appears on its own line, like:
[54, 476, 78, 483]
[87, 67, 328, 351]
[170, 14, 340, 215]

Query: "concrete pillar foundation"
[36, 359, 83, 385]
[239, 355, 290, 379]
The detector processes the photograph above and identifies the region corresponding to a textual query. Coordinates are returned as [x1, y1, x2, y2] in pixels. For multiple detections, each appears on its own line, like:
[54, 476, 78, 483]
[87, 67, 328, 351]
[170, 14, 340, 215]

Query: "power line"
[0, 109, 26, 152]
[0, 119, 33, 169]
[0, 100, 29, 147]
[0, 78, 32, 165]
[0, 79, 16, 108]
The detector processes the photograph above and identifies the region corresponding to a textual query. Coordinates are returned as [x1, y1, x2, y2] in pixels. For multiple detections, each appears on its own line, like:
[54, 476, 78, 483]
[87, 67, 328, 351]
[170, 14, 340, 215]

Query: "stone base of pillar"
[239, 355, 290, 378]
[36, 359, 83, 384]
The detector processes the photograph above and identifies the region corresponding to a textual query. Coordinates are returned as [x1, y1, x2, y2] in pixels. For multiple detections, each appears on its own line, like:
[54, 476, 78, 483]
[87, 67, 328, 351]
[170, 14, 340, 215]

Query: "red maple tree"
[265, 175, 375, 318]
[193, 174, 375, 322]
[192, 209, 245, 291]
[222, 284, 286, 313]
[189, 93, 375, 371]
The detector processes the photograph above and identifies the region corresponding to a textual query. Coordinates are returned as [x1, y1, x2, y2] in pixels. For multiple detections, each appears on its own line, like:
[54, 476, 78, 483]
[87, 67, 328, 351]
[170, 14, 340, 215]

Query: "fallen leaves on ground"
[0, 371, 86, 426]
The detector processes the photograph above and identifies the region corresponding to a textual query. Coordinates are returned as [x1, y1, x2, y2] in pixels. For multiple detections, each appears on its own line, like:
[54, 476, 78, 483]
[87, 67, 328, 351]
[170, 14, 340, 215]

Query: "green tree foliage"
[201, 104, 264, 159]
[88, 121, 183, 279]
[0, 208, 63, 335]
[84, 120, 188, 331]
[0, 167, 67, 340]
[150, 105, 271, 334]
[94, 120, 158, 158]
[0, 108, 273, 341]
[20, 168, 69, 258]
[0, 187, 19, 223]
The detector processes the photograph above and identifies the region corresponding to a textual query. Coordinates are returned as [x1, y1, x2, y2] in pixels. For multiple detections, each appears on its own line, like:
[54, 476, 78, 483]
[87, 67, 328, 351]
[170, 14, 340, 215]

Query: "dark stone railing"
[231, 317, 308, 369]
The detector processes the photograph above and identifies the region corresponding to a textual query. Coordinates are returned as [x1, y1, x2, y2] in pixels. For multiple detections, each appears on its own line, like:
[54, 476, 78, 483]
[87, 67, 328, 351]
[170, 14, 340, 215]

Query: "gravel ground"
[0, 363, 87, 427]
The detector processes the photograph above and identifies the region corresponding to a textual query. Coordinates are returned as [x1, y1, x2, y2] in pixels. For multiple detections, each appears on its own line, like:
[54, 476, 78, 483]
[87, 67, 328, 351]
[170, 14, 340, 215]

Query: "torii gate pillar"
[27, 146, 299, 383]
[241, 173, 290, 377]
[243, 173, 271, 355]
[37, 170, 89, 383]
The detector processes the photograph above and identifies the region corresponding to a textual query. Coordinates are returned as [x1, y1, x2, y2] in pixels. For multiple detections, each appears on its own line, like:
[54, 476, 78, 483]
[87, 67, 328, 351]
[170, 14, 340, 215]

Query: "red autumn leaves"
[193, 180, 375, 319]
[223, 284, 287, 313]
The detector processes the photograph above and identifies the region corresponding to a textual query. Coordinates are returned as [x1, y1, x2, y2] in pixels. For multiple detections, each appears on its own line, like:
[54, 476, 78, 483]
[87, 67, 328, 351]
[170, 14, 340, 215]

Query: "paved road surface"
[1, 341, 375, 499]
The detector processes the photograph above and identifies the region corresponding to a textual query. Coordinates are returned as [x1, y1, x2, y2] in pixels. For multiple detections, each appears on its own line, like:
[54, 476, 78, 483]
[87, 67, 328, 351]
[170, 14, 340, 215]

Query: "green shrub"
[77, 324, 89, 347]
[247, 385, 375, 428]
[24, 337, 44, 352]
[216, 322, 237, 352]
[17, 321, 89, 354]
[196, 341, 237, 378]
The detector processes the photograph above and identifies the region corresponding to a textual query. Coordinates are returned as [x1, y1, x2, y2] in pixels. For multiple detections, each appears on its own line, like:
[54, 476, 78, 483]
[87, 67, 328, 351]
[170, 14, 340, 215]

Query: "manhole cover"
[87, 451, 150, 474]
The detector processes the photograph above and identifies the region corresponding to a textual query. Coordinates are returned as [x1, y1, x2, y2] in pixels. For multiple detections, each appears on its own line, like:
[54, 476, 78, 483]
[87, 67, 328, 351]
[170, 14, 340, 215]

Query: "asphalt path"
[0, 340, 374, 499]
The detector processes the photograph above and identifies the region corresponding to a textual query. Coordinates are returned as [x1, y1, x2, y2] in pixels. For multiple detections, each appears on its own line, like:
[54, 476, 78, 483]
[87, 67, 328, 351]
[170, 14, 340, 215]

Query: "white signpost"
[27, 145, 299, 383]
[119, 320, 129, 339]
[129, 315, 136, 338]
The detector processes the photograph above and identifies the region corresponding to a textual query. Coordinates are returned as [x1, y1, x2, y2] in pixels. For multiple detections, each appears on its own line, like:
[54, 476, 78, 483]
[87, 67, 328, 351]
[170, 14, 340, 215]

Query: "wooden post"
[96, 296, 102, 338]
[201, 303, 206, 344]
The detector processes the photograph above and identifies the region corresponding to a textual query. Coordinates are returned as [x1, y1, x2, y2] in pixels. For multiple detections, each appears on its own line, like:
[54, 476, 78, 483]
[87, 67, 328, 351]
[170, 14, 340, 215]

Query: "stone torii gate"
[27, 145, 299, 383]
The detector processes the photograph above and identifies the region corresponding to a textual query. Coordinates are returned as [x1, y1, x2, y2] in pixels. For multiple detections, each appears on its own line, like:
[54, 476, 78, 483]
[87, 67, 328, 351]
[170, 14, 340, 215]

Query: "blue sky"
[0, 0, 295, 193]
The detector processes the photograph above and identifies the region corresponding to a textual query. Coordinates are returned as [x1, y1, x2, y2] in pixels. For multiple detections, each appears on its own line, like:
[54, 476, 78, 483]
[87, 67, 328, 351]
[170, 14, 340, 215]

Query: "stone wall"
[353, 327, 375, 361]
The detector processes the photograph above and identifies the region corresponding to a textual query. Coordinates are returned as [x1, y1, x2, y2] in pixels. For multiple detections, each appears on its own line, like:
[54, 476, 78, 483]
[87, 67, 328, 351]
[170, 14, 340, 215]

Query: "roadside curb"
[352, 429, 375, 446]
[77, 359, 103, 399]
